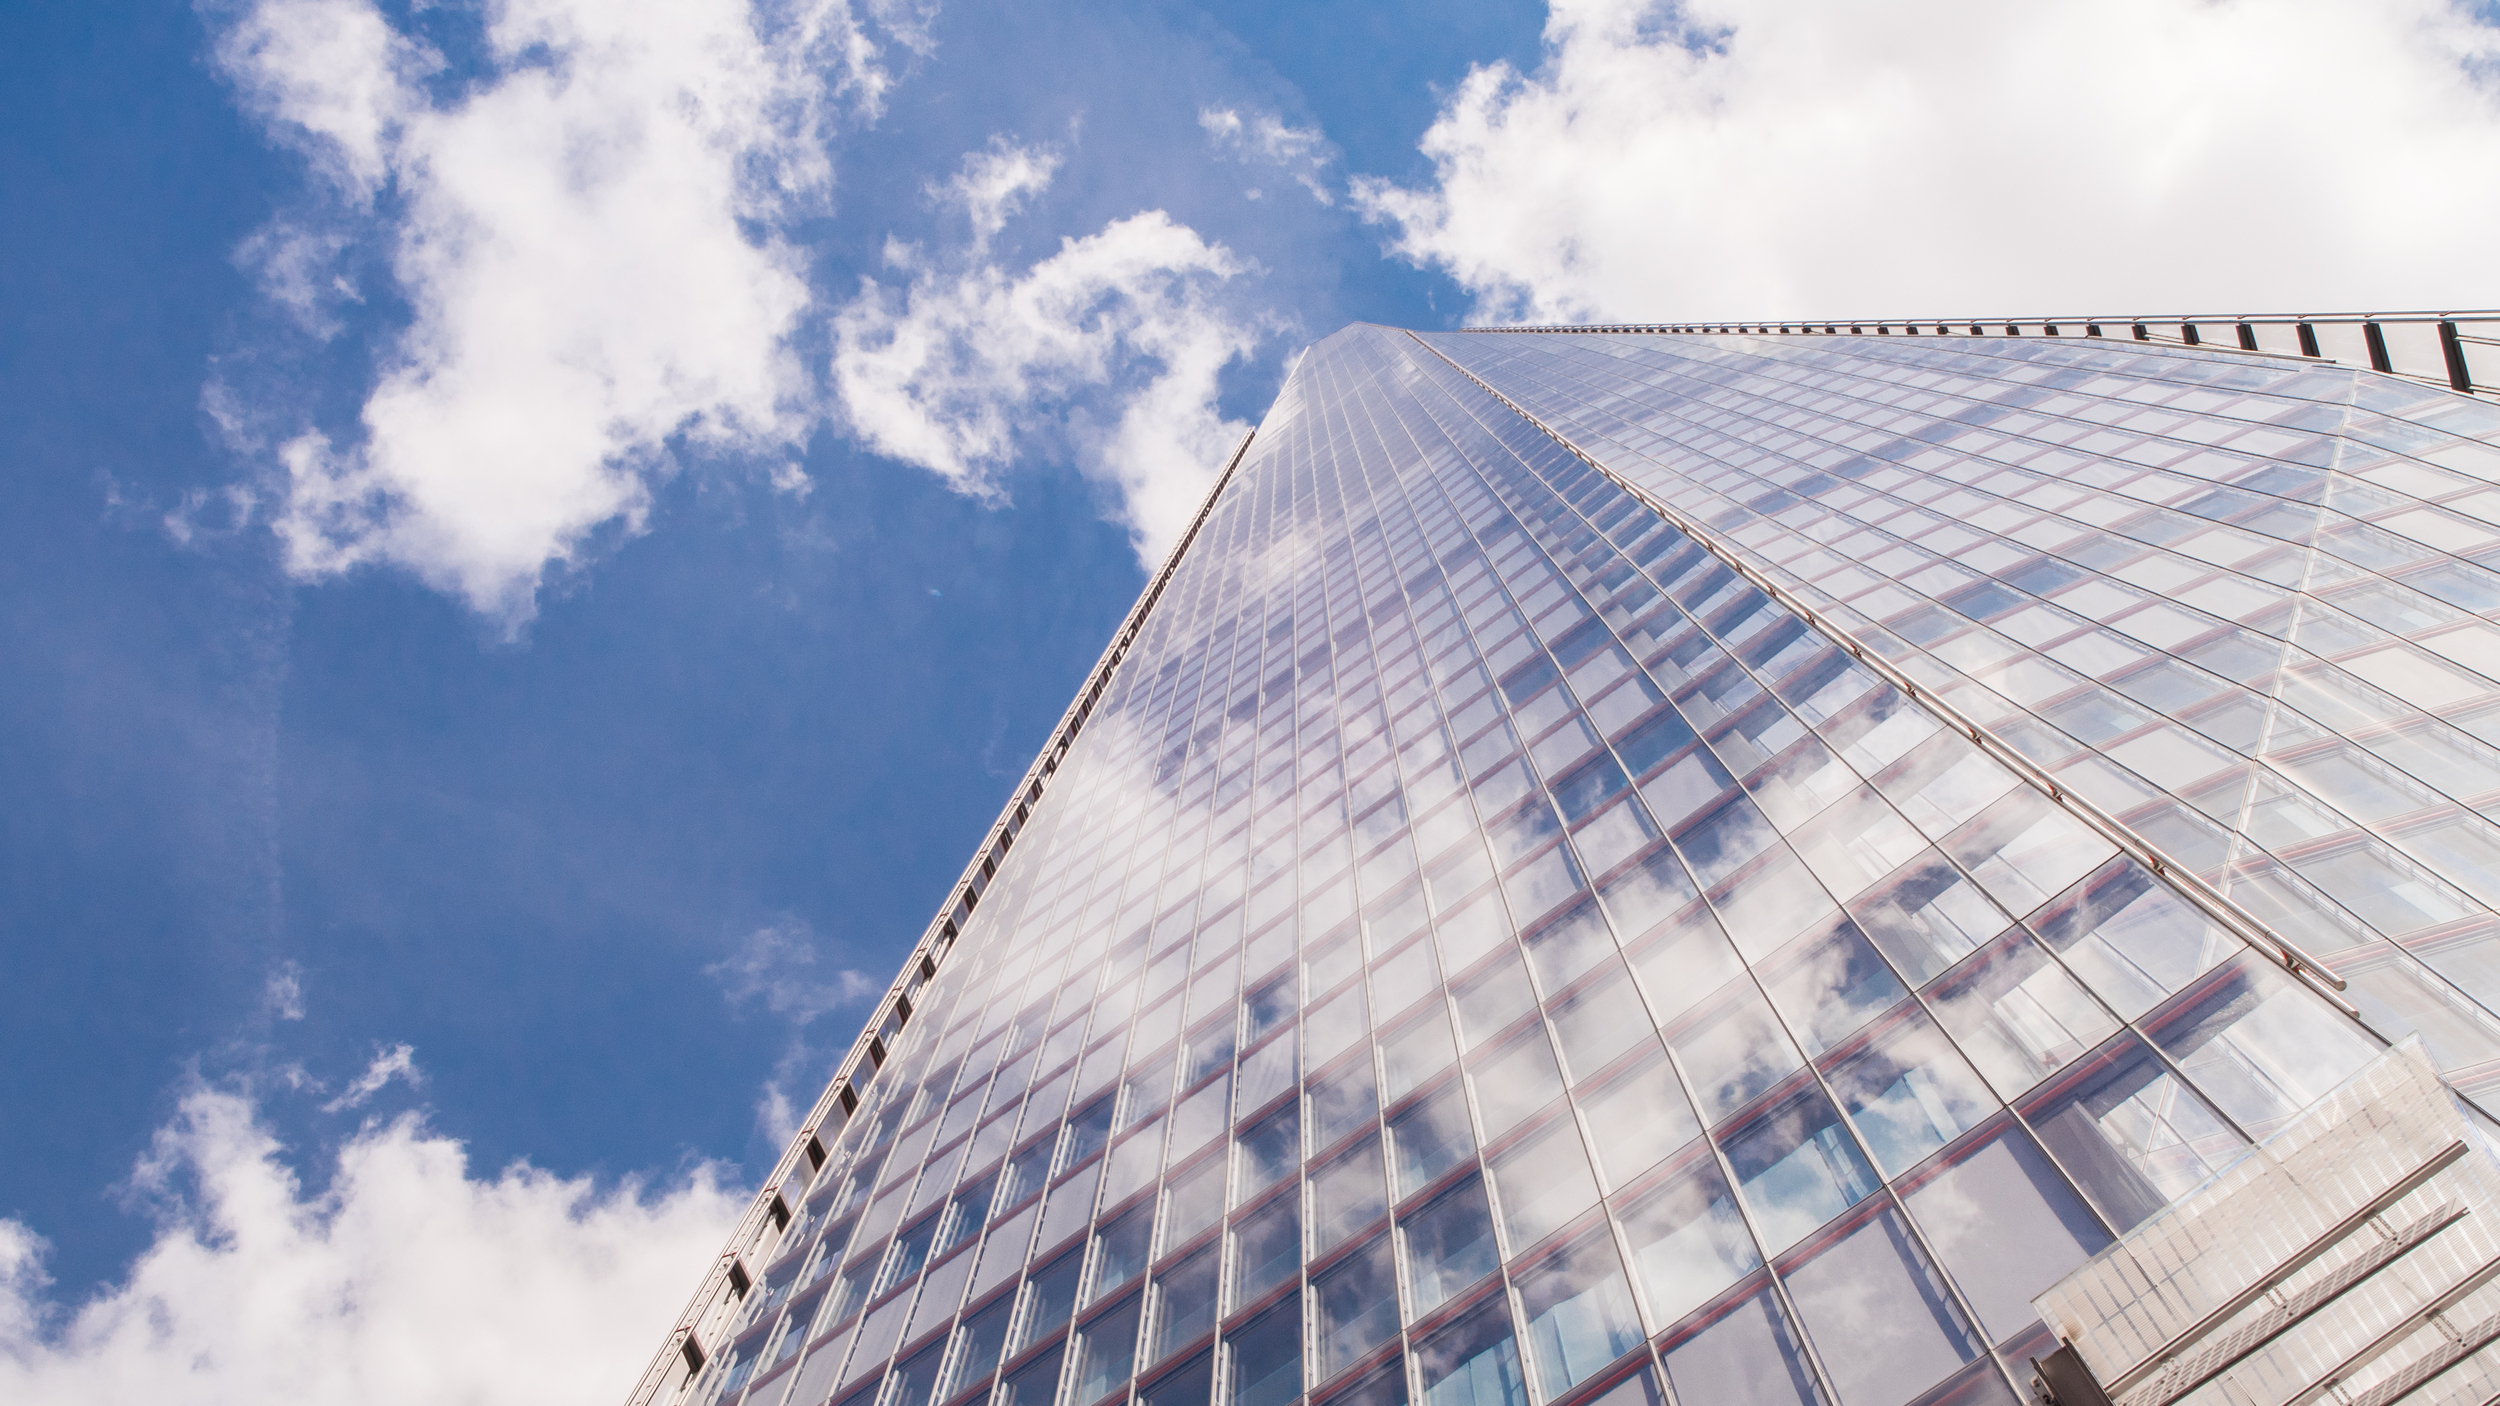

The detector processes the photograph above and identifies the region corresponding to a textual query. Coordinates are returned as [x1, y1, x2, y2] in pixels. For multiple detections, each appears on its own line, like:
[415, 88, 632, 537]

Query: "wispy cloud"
[319, 1043, 422, 1113]
[206, 0, 898, 630]
[833, 137, 1276, 566]
[706, 918, 879, 1027]
[1356, 0, 2500, 321]
[1199, 107, 1334, 205]
[0, 1082, 739, 1404]
[706, 917, 880, 1150]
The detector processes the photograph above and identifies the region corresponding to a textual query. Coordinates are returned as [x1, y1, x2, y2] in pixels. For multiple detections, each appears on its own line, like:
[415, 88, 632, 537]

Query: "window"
[1149, 1248, 1219, 1363]
[1415, 1296, 1529, 1406]
[1668, 982, 1803, 1124]
[1577, 1053, 1699, 1189]
[1388, 1081, 1478, 1198]
[1659, 1285, 1822, 1406]
[1228, 1296, 1306, 1406]
[1313, 1236, 1402, 1383]
[1514, 1230, 1646, 1398]
[1068, 1295, 1143, 1406]
[1229, 1195, 1301, 1309]
[1898, 1121, 2110, 1345]
[1616, 1148, 1760, 1328]
[1718, 1082, 1880, 1252]
[1757, 919, 1909, 1055]
[1235, 1105, 1300, 1205]
[1818, 1009, 1997, 1176]
[1400, 1176, 1500, 1313]
[1487, 1119, 1600, 1252]
[1779, 1207, 1981, 1406]
[1309, 1137, 1390, 1255]
[2018, 1035, 2242, 1232]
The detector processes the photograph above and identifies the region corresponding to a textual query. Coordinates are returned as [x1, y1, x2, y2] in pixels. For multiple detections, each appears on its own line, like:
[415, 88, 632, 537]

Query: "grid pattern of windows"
[1428, 329, 2500, 1098]
[670, 323, 2500, 1406]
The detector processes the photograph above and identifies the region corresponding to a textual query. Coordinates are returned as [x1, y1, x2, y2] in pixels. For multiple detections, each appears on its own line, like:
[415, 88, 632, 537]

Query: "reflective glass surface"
[674, 322, 2500, 1406]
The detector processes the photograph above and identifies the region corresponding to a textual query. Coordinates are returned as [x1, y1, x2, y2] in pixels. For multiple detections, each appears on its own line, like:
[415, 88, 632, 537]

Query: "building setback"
[633, 320, 2500, 1406]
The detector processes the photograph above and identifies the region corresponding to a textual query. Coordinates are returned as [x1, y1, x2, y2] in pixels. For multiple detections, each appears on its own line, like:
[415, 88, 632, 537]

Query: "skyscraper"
[632, 317, 2500, 1406]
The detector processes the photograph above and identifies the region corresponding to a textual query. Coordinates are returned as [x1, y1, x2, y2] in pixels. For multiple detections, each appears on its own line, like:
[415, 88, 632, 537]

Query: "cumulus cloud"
[0, 1083, 740, 1406]
[208, 0, 895, 627]
[1199, 107, 1334, 204]
[1356, 0, 2500, 323]
[833, 139, 1273, 564]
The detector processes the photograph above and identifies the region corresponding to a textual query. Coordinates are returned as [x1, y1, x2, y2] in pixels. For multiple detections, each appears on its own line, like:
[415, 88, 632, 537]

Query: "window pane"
[1089, 1204, 1155, 1306]
[1230, 1194, 1301, 1310]
[1488, 1119, 1600, 1252]
[1719, 1082, 1881, 1252]
[1758, 919, 1909, 1055]
[1235, 1105, 1300, 1205]
[1780, 1207, 1980, 1406]
[1313, 1235, 1402, 1383]
[1452, 950, 1540, 1049]
[1513, 1230, 1646, 1399]
[1669, 981, 1804, 1124]
[1547, 964, 1660, 1083]
[1238, 1035, 1299, 1119]
[1660, 1284, 1821, 1406]
[1819, 1010, 1998, 1176]
[1576, 1051, 1699, 1189]
[1228, 1295, 1305, 1406]
[943, 1295, 1016, 1403]
[1468, 1027, 1567, 1139]
[2017, 1035, 2243, 1232]
[1899, 1122, 2110, 1347]
[1161, 1154, 1228, 1253]
[1416, 1297, 1530, 1406]
[888, 1338, 949, 1406]
[1943, 789, 2114, 917]
[1310, 1058, 1383, 1154]
[1616, 1144, 1760, 1327]
[1624, 905, 1743, 1025]
[1921, 929, 2118, 1099]
[1400, 1176, 1501, 1313]
[2027, 860, 2233, 1020]
[1849, 855, 2007, 985]
[1015, 1250, 1085, 1354]
[1522, 899, 1618, 991]
[1388, 1081, 1478, 1198]
[995, 1344, 1064, 1406]
[1141, 1353, 1215, 1406]
[1310, 1137, 1390, 1255]
[1318, 1358, 1409, 1406]
[1069, 1295, 1142, 1406]
[1150, 1248, 1219, 1363]
[1707, 845, 1841, 962]
[2141, 956, 2381, 1138]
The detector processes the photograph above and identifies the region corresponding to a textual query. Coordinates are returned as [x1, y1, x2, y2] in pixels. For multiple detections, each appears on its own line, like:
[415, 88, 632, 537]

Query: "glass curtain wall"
[678, 322, 2500, 1406]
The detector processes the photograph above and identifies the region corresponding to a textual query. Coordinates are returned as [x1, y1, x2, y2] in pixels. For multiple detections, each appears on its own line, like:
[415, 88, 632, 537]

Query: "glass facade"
[656, 323, 2500, 1406]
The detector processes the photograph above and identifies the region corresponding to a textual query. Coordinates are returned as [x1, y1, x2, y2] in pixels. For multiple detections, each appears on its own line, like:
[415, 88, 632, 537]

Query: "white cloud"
[320, 1042, 423, 1112]
[833, 140, 1273, 565]
[0, 1083, 740, 1406]
[209, 0, 894, 628]
[1199, 107, 1334, 204]
[706, 918, 878, 1152]
[934, 135, 1064, 248]
[1356, 0, 2500, 323]
[706, 918, 879, 1027]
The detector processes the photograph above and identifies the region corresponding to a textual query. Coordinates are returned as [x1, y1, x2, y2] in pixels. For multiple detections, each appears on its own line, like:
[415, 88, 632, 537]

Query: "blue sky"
[4, 0, 2500, 1399]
